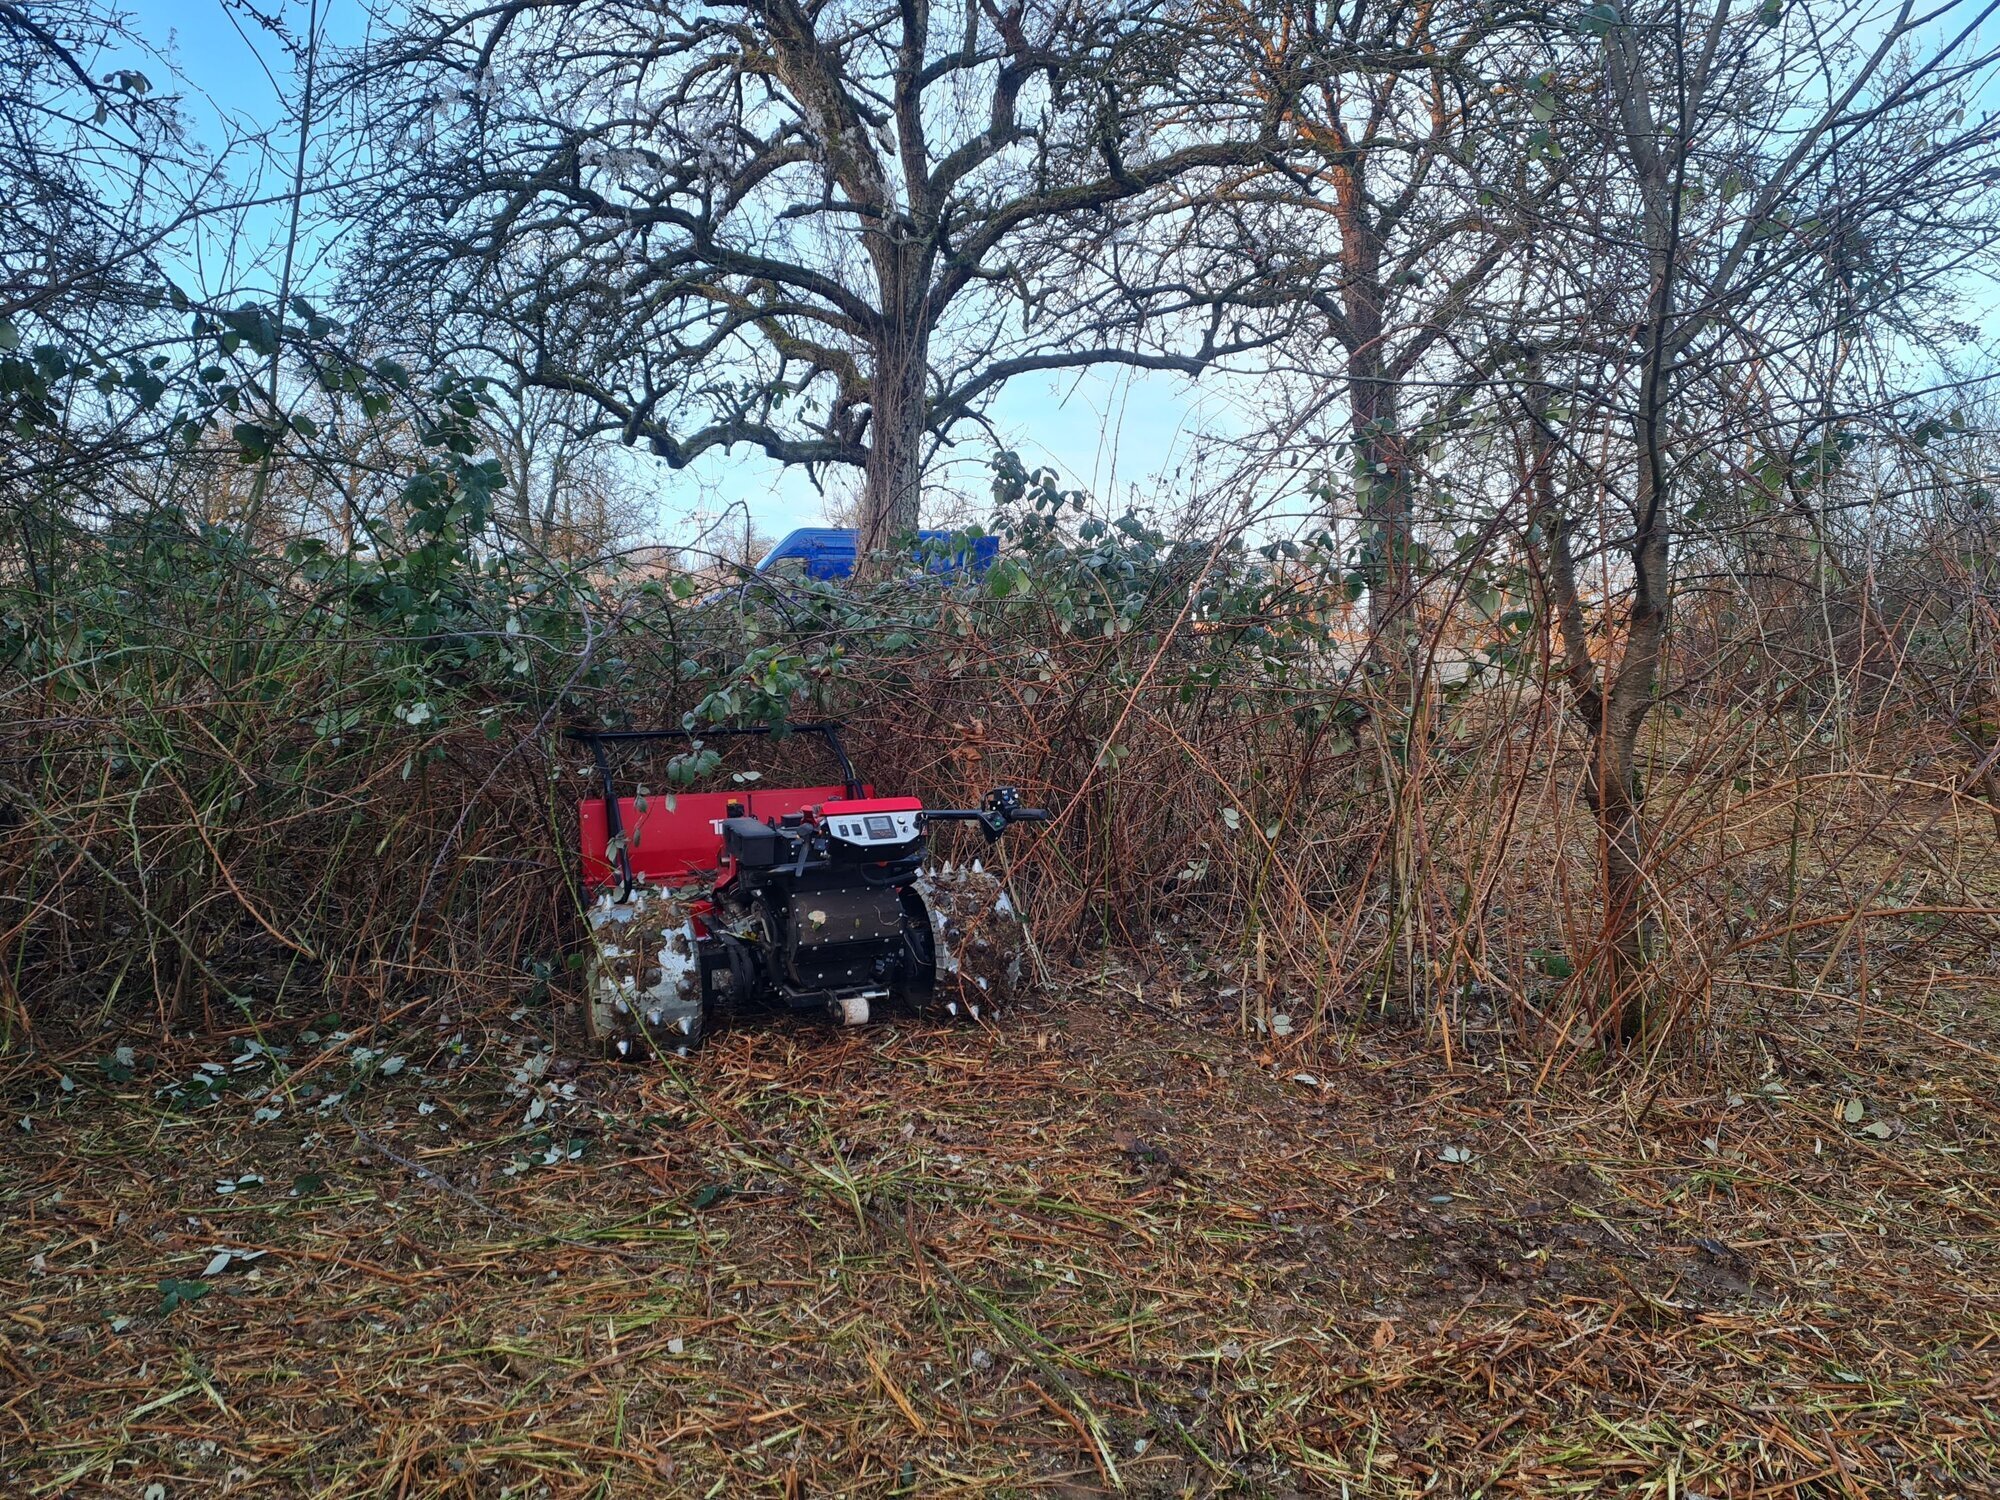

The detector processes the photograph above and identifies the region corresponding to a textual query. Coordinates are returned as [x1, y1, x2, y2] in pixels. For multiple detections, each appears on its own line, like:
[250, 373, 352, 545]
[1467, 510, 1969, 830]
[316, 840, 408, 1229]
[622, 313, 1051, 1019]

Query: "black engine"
[711, 808, 934, 1010]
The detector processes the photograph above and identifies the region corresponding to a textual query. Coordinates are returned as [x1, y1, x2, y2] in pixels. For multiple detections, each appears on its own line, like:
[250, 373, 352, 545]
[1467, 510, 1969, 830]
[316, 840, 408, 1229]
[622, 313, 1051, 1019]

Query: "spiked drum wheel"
[914, 859, 1030, 1022]
[582, 884, 706, 1059]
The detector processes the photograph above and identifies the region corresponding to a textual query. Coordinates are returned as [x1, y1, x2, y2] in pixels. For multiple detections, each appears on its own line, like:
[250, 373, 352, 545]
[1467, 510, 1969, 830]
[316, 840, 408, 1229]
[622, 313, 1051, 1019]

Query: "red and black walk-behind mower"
[568, 723, 1048, 1057]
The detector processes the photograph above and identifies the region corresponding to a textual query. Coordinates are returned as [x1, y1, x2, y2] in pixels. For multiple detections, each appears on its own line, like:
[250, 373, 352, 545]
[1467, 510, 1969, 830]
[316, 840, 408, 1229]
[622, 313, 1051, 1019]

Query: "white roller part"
[839, 994, 872, 1026]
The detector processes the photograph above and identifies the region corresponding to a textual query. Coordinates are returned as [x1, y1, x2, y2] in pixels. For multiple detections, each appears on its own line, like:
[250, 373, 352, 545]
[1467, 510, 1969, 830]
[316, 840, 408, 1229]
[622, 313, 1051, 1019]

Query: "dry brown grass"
[6, 908, 1999, 1498]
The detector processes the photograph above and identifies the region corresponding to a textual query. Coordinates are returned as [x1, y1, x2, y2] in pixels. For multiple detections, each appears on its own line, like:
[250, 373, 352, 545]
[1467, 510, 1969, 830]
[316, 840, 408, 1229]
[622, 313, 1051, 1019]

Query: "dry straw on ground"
[6, 837, 1999, 1497]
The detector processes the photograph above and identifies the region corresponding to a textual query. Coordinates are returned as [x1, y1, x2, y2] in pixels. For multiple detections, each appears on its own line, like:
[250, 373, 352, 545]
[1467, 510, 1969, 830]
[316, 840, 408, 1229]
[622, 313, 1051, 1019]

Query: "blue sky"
[108, 0, 1229, 548]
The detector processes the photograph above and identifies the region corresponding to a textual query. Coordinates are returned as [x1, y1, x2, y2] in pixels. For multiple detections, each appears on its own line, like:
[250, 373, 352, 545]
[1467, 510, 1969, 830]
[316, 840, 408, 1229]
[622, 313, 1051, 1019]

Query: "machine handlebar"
[922, 786, 1051, 843]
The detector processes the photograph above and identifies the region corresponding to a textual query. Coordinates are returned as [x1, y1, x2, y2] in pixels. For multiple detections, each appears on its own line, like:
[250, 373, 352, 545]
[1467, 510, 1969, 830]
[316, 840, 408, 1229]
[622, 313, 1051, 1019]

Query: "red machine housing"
[577, 783, 870, 891]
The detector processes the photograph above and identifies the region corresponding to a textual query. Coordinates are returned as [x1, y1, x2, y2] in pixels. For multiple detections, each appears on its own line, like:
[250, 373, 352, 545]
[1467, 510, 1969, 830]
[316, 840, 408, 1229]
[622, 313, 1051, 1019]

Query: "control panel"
[826, 809, 919, 847]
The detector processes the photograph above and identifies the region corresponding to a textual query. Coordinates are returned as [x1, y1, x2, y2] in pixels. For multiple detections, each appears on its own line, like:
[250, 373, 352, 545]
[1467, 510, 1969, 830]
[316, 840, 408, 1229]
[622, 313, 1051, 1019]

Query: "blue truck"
[754, 526, 999, 580]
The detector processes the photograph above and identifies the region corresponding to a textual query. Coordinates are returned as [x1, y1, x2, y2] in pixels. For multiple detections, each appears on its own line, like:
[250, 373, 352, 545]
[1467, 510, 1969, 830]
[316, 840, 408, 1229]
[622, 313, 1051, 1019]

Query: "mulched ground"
[6, 958, 2000, 1498]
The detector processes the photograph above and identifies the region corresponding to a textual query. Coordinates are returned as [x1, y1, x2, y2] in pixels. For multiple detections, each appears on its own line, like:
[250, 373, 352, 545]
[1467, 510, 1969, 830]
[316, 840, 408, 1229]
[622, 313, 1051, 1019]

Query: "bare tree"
[478, 377, 640, 556]
[1246, 0, 1530, 671]
[1513, 0, 2000, 1040]
[344, 0, 1304, 553]
[0, 1, 180, 325]
[0, 1, 247, 590]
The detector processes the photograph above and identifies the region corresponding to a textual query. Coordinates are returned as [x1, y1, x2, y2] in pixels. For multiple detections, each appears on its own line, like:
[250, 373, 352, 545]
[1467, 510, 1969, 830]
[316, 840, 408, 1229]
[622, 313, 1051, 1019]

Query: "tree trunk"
[1593, 509, 1669, 1041]
[1321, 160, 1412, 679]
[1352, 359, 1413, 678]
[858, 306, 929, 558]
[1559, 16, 1682, 1045]
[515, 478, 536, 544]
[1587, 337, 1674, 1038]
[1522, 362, 1664, 1044]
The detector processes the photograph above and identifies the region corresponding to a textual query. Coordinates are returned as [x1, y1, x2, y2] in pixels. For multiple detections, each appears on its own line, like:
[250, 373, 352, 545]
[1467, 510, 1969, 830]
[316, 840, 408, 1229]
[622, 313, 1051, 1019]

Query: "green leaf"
[221, 303, 280, 358]
[98, 1046, 137, 1084]
[1841, 1098, 1865, 1124]
[157, 1279, 212, 1315]
[232, 422, 274, 461]
[311, 706, 362, 739]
